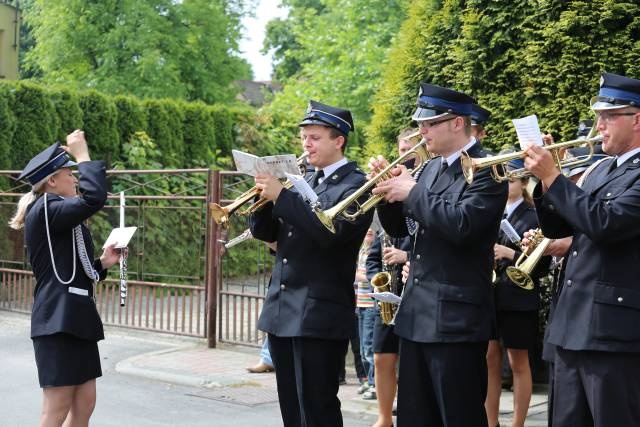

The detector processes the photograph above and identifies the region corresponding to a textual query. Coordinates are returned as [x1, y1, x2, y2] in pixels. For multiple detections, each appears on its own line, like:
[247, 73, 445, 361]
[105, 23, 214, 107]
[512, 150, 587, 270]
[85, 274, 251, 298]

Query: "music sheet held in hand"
[232, 150, 300, 179]
[365, 292, 402, 305]
[512, 115, 543, 149]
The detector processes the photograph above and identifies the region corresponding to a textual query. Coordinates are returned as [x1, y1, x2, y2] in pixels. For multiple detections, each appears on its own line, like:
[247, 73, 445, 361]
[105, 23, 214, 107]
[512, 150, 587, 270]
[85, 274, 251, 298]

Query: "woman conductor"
[9, 130, 119, 427]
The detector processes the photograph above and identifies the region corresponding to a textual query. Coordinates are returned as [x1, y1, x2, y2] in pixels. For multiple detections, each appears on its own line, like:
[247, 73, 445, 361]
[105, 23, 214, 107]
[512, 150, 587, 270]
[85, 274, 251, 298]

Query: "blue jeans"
[260, 336, 273, 366]
[358, 306, 376, 385]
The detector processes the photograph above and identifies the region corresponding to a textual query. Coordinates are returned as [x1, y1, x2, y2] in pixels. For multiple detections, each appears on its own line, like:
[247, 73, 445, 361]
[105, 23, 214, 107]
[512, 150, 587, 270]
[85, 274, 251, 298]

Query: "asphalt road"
[0, 310, 372, 427]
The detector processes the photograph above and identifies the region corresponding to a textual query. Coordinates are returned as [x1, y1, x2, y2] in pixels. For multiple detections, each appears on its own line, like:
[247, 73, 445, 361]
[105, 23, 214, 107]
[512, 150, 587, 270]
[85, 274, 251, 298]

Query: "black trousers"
[552, 347, 640, 427]
[397, 338, 488, 427]
[268, 334, 348, 427]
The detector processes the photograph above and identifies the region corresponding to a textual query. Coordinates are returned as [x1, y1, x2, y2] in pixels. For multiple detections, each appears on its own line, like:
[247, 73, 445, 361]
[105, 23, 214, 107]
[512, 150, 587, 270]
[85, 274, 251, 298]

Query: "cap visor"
[299, 118, 333, 128]
[590, 96, 628, 111]
[412, 107, 449, 122]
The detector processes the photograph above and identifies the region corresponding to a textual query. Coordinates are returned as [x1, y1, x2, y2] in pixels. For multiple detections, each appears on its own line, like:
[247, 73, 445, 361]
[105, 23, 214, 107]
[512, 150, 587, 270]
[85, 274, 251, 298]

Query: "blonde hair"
[8, 178, 49, 230]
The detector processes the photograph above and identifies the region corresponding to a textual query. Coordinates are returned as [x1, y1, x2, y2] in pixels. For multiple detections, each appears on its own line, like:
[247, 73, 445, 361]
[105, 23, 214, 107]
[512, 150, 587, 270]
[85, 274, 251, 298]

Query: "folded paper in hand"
[103, 227, 137, 249]
[365, 292, 402, 305]
[232, 150, 299, 179]
[512, 115, 543, 150]
[500, 219, 521, 244]
[285, 172, 318, 205]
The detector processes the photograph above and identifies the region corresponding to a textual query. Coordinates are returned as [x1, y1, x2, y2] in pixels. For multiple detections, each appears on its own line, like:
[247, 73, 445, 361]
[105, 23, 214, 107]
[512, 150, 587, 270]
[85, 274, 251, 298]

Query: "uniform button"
[420, 229, 425, 235]
[416, 254, 421, 260]
[287, 231, 292, 237]
[408, 209, 413, 214]
[618, 297, 624, 303]
[280, 284, 286, 290]
[413, 278, 419, 284]
[606, 192, 612, 197]
[567, 279, 572, 286]
[548, 204, 555, 211]
[283, 258, 288, 264]
[573, 251, 578, 257]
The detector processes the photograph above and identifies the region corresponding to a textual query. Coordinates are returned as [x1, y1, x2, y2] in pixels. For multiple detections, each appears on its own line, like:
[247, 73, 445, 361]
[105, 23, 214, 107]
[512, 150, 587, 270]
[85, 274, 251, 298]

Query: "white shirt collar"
[616, 147, 640, 167]
[318, 157, 348, 182]
[443, 137, 477, 166]
[505, 197, 524, 218]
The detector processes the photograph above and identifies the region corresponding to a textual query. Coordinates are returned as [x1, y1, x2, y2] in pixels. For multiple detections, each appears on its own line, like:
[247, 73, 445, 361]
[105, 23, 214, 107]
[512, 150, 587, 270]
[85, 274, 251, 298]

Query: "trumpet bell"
[505, 266, 535, 290]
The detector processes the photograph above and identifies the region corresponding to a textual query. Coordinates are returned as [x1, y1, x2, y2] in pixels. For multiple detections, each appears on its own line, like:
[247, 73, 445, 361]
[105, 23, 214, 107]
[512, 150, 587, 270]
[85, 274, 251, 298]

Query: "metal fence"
[0, 168, 274, 347]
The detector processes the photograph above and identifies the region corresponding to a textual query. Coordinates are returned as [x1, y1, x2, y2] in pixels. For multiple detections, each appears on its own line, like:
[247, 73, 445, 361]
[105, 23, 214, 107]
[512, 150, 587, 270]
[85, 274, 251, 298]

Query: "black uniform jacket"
[494, 201, 550, 311]
[26, 161, 108, 341]
[377, 142, 508, 343]
[365, 234, 413, 295]
[535, 153, 640, 352]
[250, 161, 373, 340]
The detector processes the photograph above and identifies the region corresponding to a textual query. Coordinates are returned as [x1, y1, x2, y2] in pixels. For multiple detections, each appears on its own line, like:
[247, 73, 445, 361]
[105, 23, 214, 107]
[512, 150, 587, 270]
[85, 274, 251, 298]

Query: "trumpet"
[210, 152, 309, 227]
[460, 135, 603, 184]
[506, 229, 551, 290]
[315, 133, 431, 233]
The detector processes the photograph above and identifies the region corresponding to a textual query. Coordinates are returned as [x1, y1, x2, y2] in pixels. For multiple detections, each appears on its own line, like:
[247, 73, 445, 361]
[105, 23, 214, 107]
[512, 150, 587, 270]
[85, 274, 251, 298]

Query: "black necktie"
[608, 158, 618, 174]
[502, 212, 508, 220]
[311, 170, 324, 188]
[436, 161, 448, 180]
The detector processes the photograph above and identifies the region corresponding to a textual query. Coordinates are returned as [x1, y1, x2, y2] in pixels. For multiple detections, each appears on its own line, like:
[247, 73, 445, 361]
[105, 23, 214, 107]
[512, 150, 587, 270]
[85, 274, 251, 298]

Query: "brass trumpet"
[210, 152, 309, 227]
[315, 134, 431, 233]
[460, 135, 603, 184]
[506, 229, 551, 290]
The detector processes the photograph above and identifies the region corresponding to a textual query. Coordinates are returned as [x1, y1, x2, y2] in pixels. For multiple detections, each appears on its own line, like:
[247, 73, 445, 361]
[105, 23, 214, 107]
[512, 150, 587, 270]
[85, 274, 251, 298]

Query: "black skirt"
[32, 333, 102, 388]
[372, 313, 400, 354]
[496, 310, 538, 350]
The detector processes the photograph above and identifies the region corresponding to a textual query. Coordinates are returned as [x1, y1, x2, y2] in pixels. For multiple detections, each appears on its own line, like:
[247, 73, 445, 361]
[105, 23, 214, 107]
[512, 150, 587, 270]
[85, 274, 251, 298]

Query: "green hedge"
[0, 81, 248, 170]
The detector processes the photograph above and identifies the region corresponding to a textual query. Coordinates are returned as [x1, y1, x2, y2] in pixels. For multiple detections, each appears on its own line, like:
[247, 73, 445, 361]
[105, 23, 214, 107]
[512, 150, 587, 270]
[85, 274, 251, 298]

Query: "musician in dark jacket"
[9, 131, 119, 427]
[249, 100, 373, 427]
[525, 72, 640, 427]
[485, 159, 549, 427]
[371, 84, 508, 426]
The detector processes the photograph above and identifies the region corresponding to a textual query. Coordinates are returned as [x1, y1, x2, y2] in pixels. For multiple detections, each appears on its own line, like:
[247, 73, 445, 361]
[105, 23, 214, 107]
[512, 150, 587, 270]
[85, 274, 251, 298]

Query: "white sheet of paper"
[232, 150, 299, 179]
[102, 226, 137, 249]
[365, 292, 402, 304]
[512, 115, 543, 149]
[285, 172, 319, 204]
[500, 219, 521, 244]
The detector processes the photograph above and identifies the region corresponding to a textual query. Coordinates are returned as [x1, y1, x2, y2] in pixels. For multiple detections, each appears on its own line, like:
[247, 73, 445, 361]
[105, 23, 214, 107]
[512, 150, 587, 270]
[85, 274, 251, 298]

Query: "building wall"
[0, 3, 19, 80]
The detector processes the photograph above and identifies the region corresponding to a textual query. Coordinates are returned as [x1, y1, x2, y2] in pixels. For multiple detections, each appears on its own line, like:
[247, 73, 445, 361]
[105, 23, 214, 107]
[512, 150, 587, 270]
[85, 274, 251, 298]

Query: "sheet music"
[512, 115, 543, 149]
[232, 150, 299, 178]
[365, 292, 402, 304]
[103, 226, 137, 249]
[285, 172, 319, 205]
[500, 219, 521, 244]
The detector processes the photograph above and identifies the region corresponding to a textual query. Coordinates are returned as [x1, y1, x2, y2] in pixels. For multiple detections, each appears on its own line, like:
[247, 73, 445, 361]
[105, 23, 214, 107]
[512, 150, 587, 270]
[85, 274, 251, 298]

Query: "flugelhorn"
[210, 152, 309, 227]
[506, 229, 551, 290]
[460, 135, 603, 184]
[315, 133, 431, 233]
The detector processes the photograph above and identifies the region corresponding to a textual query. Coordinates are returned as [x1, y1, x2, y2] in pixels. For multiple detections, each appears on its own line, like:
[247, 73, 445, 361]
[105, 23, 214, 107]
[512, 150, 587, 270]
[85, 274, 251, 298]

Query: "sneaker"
[357, 382, 370, 394]
[362, 387, 377, 400]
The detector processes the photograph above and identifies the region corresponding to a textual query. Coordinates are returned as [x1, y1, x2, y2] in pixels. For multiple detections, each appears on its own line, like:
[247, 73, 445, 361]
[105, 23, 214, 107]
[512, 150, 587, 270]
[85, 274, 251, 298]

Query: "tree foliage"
[253, 0, 406, 160]
[23, 0, 252, 103]
[369, 0, 640, 154]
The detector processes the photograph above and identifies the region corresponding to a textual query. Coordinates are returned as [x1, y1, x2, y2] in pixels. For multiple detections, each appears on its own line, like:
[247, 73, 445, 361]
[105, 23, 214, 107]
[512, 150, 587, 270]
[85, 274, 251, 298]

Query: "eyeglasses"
[597, 111, 638, 124]
[417, 116, 457, 129]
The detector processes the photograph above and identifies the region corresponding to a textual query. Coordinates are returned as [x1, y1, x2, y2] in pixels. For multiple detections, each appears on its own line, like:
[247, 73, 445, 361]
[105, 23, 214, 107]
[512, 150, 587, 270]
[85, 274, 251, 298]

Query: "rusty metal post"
[205, 170, 221, 348]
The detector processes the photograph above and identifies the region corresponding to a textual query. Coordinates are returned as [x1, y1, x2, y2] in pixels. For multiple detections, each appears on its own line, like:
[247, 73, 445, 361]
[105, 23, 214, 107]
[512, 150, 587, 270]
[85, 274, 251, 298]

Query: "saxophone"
[370, 233, 399, 325]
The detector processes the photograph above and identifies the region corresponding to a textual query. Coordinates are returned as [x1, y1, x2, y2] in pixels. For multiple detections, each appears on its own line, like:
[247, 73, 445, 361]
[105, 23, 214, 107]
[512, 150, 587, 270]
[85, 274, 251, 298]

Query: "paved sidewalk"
[116, 342, 549, 425]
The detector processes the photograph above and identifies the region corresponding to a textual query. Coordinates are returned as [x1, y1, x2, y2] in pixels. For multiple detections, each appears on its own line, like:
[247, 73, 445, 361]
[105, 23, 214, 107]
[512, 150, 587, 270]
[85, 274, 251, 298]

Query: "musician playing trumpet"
[249, 100, 373, 427]
[371, 83, 507, 427]
[524, 72, 640, 427]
